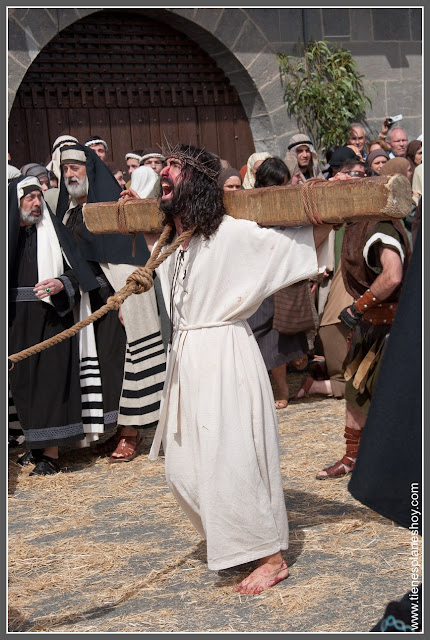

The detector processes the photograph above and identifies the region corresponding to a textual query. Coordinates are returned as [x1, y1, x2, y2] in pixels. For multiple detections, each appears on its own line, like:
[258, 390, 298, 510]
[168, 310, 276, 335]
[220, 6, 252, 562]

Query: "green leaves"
[277, 40, 374, 161]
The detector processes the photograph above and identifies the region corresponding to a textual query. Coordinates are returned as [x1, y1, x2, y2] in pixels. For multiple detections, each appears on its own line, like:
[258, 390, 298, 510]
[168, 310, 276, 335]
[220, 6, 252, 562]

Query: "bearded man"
[8, 176, 99, 475]
[126, 144, 332, 594]
[84, 135, 108, 162]
[58, 144, 166, 461]
[284, 133, 324, 184]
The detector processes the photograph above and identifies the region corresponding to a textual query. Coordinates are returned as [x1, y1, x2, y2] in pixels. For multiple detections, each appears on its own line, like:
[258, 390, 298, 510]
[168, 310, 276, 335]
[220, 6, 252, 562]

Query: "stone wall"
[8, 7, 422, 158]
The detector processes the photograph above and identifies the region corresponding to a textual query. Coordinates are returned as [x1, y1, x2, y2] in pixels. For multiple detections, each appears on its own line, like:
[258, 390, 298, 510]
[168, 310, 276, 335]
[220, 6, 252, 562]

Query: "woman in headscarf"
[217, 168, 242, 192]
[405, 140, 422, 172]
[242, 151, 271, 189]
[365, 149, 389, 175]
[284, 133, 324, 184]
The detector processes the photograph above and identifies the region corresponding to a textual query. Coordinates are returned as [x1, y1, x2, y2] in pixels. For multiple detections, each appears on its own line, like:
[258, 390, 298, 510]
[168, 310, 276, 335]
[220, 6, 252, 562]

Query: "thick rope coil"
[301, 178, 326, 226]
[8, 224, 195, 369]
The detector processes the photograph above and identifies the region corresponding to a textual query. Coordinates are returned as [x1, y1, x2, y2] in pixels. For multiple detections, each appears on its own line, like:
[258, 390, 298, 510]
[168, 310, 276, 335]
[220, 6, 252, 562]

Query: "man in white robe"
[126, 144, 331, 594]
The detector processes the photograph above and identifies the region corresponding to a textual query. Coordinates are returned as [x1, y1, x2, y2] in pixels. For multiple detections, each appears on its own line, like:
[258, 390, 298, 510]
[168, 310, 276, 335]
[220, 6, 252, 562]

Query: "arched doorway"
[8, 10, 255, 172]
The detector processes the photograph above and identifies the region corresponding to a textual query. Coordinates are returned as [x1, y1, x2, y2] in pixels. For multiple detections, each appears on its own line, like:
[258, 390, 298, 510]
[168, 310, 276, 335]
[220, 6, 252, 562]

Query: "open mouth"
[161, 180, 174, 199]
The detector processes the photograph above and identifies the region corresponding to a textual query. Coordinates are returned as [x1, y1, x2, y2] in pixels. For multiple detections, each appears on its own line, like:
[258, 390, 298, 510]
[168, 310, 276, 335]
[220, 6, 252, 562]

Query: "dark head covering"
[366, 149, 389, 167]
[379, 157, 410, 179]
[329, 146, 361, 168]
[8, 175, 99, 292]
[405, 140, 422, 169]
[20, 163, 49, 182]
[217, 168, 242, 189]
[57, 144, 150, 265]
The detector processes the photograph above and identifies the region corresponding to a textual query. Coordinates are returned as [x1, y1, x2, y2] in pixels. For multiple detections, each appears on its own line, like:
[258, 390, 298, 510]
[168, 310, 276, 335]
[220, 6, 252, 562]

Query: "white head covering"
[284, 134, 323, 181]
[8, 165, 21, 181]
[130, 165, 159, 198]
[242, 152, 271, 189]
[46, 134, 79, 182]
[17, 176, 68, 306]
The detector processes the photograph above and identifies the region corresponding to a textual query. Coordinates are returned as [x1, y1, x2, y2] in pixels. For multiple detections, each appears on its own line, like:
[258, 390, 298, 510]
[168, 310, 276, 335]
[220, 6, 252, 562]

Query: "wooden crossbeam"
[83, 175, 412, 234]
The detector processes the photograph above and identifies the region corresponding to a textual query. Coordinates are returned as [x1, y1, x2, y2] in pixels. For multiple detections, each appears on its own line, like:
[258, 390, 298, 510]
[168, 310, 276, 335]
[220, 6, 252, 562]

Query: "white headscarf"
[130, 165, 159, 198]
[242, 152, 272, 189]
[17, 176, 68, 306]
[46, 134, 79, 181]
[8, 165, 21, 181]
[284, 134, 323, 181]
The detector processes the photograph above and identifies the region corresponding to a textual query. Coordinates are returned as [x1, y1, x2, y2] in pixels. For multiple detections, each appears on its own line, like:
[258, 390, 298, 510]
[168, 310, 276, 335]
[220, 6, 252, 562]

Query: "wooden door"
[8, 10, 255, 172]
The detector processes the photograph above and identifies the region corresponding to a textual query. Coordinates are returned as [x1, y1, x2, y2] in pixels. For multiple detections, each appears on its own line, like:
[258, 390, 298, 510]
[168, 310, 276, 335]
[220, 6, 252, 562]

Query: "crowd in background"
[8, 114, 422, 476]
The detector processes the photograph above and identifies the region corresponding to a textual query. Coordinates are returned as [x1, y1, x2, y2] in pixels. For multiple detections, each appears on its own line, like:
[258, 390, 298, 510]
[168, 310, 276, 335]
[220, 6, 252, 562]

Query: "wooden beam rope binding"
[8, 174, 411, 366]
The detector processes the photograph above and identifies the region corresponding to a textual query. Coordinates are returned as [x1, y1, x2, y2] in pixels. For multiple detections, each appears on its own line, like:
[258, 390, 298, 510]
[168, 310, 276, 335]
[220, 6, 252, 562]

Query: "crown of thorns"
[161, 141, 220, 181]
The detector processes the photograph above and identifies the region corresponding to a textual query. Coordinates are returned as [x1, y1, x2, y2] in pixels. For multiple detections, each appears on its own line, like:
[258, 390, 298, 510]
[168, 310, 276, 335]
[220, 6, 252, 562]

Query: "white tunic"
[149, 215, 327, 570]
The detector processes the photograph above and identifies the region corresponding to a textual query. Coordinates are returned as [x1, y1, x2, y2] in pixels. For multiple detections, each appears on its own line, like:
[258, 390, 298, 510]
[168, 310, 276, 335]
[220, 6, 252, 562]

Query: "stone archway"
[8, 10, 257, 170]
[8, 8, 296, 162]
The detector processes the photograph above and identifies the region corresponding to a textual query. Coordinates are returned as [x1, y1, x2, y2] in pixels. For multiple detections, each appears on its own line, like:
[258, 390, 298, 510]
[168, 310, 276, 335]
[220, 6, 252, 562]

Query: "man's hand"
[120, 187, 141, 202]
[34, 278, 64, 299]
[338, 304, 363, 329]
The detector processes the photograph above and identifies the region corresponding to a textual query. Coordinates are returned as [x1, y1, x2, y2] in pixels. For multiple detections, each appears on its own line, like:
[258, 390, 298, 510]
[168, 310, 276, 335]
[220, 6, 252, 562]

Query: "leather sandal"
[109, 433, 143, 463]
[316, 427, 362, 480]
[291, 374, 315, 401]
[275, 399, 289, 410]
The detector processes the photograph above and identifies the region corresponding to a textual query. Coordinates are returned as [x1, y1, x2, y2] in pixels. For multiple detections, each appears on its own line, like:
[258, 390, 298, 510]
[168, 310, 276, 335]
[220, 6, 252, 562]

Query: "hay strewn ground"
[8, 373, 418, 633]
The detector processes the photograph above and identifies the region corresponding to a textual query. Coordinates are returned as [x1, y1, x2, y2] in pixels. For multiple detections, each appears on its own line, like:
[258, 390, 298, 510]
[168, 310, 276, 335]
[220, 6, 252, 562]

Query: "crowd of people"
[8, 114, 422, 599]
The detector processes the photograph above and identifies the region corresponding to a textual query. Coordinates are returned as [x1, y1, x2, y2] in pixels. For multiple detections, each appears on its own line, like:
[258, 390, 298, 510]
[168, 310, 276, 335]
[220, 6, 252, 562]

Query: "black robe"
[9, 225, 84, 449]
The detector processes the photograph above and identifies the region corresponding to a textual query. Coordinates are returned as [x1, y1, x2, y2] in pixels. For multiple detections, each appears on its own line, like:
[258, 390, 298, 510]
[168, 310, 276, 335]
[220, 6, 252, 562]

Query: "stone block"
[244, 9, 280, 43]
[399, 42, 423, 81]
[212, 50, 246, 77]
[238, 91, 267, 120]
[267, 105, 297, 144]
[258, 74, 285, 114]
[410, 8, 422, 41]
[226, 70, 256, 96]
[279, 9, 304, 43]
[254, 137, 278, 154]
[248, 114, 275, 141]
[214, 9, 249, 51]
[350, 9, 372, 41]
[7, 53, 27, 96]
[386, 80, 422, 118]
[170, 8, 197, 21]
[193, 8, 223, 33]
[346, 42, 403, 80]
[362, 80, 387, 119]
[400, 116, 422, 141]
[232, 18, 269, 69]
[323, 9, 350, 38]
[246, 48, 282, 88]
[303, 9, 323, 42]
[11, 8, 57, 50]
[372, 9, 410, 41]
[56, 9, 84, 31]
[8, 17, 35, 68]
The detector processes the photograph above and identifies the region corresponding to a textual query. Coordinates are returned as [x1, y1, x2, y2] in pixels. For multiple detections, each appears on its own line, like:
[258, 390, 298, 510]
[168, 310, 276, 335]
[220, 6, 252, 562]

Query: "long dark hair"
[254, 157, 290, 188]
[160, 145, 225, 242]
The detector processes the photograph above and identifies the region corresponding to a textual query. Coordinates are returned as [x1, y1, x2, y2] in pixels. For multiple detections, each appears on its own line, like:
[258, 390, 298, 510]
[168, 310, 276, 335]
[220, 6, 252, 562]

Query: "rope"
[8, 224, 195, 369]
[301, 178, 326, 226]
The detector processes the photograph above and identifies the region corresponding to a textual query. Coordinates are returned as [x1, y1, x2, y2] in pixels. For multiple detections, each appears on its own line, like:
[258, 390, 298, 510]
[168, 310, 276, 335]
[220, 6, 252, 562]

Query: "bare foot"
[274, 399, 288, 409]
[234, 554, 289, 595]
